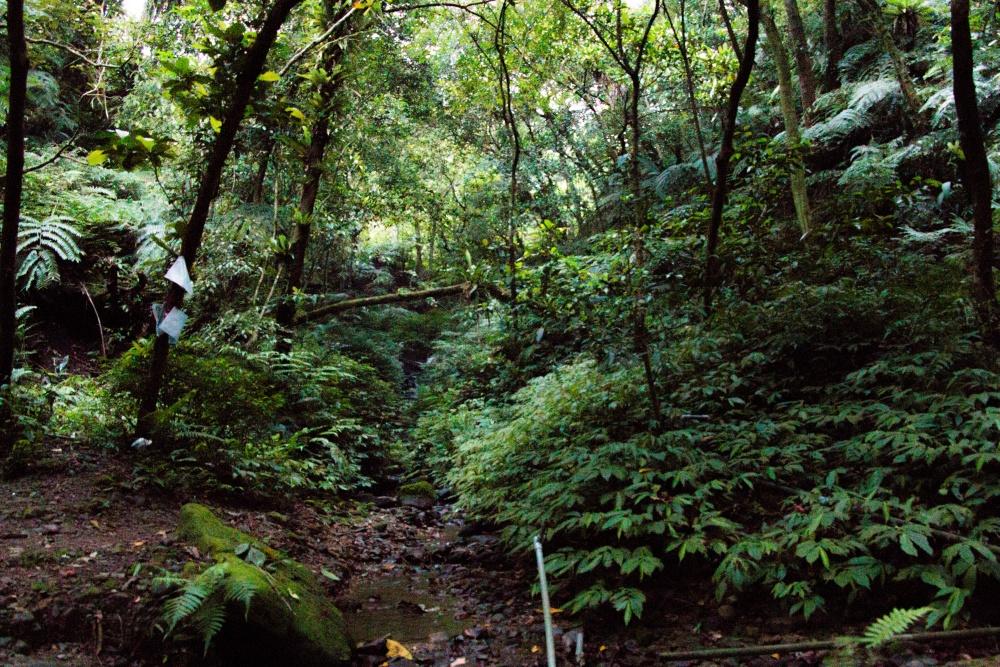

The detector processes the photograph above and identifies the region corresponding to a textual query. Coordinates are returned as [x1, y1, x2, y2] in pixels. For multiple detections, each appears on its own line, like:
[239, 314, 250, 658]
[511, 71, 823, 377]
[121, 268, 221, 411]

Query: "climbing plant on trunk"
[274, 3, 354, 338]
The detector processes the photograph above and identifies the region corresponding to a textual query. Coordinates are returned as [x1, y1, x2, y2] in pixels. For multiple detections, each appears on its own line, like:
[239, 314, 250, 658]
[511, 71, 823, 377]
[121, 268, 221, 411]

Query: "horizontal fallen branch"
[658, 626, 1000, 661]
[295, 282, 506, 323]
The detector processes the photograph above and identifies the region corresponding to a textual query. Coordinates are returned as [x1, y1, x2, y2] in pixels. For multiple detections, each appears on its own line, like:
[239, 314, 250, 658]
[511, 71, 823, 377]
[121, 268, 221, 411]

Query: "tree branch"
[25, 37, 123, 69]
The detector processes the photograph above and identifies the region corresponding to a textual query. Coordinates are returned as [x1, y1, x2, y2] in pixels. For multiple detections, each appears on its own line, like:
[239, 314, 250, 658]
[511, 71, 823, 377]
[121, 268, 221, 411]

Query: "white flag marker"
[165, 256, 194, 294]
[158, 307, 188, 339]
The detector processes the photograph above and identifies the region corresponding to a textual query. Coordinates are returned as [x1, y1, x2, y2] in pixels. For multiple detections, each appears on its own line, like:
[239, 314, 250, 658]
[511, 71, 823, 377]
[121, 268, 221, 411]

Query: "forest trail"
[4, 447, 996, 666]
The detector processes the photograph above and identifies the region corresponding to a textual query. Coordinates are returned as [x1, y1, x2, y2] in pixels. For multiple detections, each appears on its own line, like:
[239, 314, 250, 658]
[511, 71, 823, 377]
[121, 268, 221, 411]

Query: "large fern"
[16, 214, 83, 290]
[860, 607, 931, 648]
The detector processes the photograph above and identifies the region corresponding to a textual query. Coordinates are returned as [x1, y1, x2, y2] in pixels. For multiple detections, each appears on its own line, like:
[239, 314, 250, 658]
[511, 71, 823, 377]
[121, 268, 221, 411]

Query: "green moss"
[175, 503, 352, 666]
[398, 480, 435, 499]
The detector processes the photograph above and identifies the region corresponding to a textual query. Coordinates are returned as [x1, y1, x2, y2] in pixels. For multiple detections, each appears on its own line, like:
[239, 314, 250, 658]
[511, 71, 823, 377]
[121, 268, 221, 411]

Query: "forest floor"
[2, 442, 1000, 666]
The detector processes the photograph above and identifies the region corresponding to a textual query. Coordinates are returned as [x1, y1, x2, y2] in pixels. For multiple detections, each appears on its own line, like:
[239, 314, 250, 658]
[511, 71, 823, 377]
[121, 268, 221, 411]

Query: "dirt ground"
[2, 442, 1000, 666]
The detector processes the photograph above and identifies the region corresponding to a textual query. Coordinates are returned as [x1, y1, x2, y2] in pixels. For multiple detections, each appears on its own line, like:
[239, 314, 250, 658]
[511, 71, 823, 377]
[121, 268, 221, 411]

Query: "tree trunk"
[822, 0, 842, 91]
[704, 0, 760, 314]
[250, 137, 274, 204]
[858, 0, 925, 130]
[274, 4, 350, 339]
[783, 0, 817, 118]
[952, 0, 999, 346]
[495, 0, 520, 311]
[0, 0, 28, 459]
[628, 68, 661, 425]
[274, 112, 331, 333]
[137, 0, 304, 437]
[762, 7, 810, 235]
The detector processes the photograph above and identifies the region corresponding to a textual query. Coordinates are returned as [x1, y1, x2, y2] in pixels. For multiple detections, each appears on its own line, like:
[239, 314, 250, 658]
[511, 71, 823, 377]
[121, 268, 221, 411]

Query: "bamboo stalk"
[658, 627, 1000, 661]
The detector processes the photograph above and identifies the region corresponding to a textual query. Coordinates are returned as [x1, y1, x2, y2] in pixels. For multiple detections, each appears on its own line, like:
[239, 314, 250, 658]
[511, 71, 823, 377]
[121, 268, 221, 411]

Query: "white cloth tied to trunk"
[152, 303, 188, 342]
[165, 256, 194, 294]
[158, 307, 188, 339]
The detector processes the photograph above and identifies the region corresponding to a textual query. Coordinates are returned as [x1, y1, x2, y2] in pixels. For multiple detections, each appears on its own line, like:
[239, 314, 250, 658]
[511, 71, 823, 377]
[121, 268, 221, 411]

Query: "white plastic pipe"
[533, 535, 557, 667]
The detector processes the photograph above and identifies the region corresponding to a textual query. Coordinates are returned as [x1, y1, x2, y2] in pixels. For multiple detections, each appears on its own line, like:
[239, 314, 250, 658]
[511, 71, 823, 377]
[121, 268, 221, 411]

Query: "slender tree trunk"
[137, 0, 304, 437]
[822, 0, 842, 91]
[665, 3, 713, 193]
[762, 7, 810, 235]
[629, 69, 662, 425]
[250, 137, 274, 204]
[858, 0, 925, 130]
[274, 112, 331, 334]
[783, 0, 817, 118]
[952, 0, 999, 346]
[495, 0, 520, 311]
[413, 219, 423, 276]
[0, 0, 28, 460]
[704, 0, 760, 314]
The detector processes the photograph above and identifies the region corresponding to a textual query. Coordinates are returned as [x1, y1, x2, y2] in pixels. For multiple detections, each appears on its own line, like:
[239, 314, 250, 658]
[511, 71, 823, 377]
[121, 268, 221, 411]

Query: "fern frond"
[849, 78, 901, 112]
[803, 108, 869, 144]
[861, 607, 931, 647]
[163, 581, 213, 634]
[191, 601, 227, 655]
[223, 576, 257, 619]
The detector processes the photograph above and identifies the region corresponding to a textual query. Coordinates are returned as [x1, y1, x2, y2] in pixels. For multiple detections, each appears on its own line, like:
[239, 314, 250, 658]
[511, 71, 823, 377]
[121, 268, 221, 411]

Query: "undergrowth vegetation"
[417, 223, 1000, 628]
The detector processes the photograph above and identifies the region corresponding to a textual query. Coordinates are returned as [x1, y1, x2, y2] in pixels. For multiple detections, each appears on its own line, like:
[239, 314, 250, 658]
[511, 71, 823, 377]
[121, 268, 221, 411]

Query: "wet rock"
[373, 496, 397, 509]
[398, 481, 436, 510]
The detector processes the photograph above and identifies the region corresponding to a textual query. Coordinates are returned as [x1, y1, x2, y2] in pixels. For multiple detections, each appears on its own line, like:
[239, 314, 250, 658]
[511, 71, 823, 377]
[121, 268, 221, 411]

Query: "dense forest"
[1, 0, 1000, 664]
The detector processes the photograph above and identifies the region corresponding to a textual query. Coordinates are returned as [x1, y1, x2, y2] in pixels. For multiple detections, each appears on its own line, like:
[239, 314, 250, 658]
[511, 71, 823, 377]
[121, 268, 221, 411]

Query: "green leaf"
[86, 149, 108, 166]
[258, 71, 280, 83]
[245, 547, 266, 567]
[209, 116, 222, 133]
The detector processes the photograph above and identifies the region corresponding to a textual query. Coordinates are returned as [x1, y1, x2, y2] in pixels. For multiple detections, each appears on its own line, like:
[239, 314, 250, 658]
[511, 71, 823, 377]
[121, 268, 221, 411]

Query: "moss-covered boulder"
[398, 480, 436, 509]
[176, 503, 352, 666]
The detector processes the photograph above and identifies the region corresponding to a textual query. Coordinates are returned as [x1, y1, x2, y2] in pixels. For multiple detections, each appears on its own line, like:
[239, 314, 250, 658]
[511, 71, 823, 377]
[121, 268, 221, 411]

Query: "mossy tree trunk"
[762, 5, 810, 236]
[782, 0, 817, 118]
[274, 3, 352, 342]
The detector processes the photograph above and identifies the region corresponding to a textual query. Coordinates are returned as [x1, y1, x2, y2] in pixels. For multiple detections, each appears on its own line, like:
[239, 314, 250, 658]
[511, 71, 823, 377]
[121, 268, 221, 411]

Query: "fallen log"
[296, 282, 506, 323]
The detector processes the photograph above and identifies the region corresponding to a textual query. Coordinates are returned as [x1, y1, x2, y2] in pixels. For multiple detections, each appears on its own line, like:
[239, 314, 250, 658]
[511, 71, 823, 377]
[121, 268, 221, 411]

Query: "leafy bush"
[437, 268, 1000, 627]
[102, 338, 397, 496]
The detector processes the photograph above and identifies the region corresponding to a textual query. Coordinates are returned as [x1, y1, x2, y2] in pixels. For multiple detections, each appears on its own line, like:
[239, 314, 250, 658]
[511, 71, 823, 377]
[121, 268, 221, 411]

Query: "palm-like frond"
[16, 215, 83, 290]
[849, 78, 901, 112]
